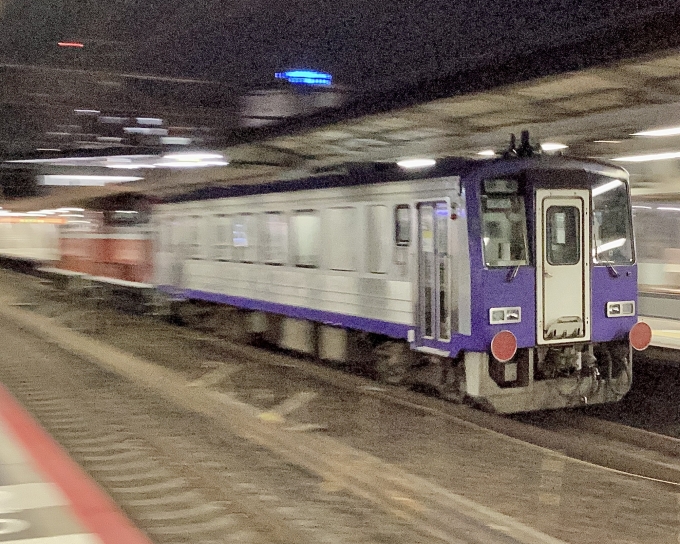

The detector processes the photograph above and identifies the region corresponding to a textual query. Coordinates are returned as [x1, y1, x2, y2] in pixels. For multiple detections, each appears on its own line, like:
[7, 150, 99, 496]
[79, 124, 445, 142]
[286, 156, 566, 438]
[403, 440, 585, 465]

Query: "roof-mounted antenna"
[518, 130, 534, 158]
[503, 133, 517, 158]
[504, 130, 537, 158]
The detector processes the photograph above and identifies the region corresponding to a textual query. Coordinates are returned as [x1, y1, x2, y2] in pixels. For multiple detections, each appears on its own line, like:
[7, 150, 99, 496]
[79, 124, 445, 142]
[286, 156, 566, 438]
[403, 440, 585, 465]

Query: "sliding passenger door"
[415, 201, 451, 350]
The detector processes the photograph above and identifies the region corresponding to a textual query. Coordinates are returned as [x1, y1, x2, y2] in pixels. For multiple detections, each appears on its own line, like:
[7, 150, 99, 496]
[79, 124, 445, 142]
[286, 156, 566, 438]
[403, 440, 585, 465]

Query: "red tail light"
[491, 330, 517, 362]
[629, 321, 652, 351]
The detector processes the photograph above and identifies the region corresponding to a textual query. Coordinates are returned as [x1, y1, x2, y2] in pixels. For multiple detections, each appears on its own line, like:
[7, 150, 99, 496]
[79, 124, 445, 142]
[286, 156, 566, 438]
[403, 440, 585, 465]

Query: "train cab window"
[546, 206, 580, 265]
[592, 178, 634, 265]
[395, 205, 411, 246]
[481, 178, 529, 267]
[291, 211, 320, 268]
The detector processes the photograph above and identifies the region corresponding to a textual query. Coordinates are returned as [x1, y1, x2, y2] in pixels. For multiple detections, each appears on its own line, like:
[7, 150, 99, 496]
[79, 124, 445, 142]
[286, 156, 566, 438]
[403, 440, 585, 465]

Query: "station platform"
[640, 315, 680, 350]
[0, 383, 151, 544]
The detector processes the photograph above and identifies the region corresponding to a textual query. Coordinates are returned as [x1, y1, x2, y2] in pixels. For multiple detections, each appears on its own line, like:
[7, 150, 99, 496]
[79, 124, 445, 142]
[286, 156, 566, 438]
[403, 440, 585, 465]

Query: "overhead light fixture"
[477, 150, 496, 156]
[136, 117, 163, 126]
[540, 142, 568, 152]
[613, 151, 680, 162]
[657, 206, 680, 212]
[163, 152, 224, 161]
[275, 70, 332, 86]
[161, 136, 192, 145]
[593, 140, 622, 144]
[39, 175, 142, 186]
[397, 158, 436, 169]
[633, 126, 680, 137]
[153, 151, 229, 168]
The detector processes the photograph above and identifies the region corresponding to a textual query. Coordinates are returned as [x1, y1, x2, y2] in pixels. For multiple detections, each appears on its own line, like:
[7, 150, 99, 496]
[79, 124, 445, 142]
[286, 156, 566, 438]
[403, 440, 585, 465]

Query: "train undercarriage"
[174, 300, 633, 413]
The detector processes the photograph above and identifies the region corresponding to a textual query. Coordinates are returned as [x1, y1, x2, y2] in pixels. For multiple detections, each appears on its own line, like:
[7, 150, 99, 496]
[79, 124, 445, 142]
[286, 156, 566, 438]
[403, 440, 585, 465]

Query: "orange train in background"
[0, 194, 155, 284]
[58, 211, 154, 283]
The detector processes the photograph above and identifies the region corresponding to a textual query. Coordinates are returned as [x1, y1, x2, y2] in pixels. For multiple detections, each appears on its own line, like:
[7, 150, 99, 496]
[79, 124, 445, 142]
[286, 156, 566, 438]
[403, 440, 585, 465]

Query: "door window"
[546, 206, 580, 265]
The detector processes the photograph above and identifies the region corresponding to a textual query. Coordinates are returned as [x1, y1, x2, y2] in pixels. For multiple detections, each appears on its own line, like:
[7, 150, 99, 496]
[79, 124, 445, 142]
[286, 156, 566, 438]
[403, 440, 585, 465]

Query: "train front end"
[464, 159, 650, 412]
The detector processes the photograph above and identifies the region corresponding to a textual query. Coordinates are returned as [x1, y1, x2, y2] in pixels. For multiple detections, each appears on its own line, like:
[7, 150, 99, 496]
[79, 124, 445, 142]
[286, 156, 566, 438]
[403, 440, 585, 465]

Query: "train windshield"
[592, 177, 634, 265]
[481, 178, 529, 267]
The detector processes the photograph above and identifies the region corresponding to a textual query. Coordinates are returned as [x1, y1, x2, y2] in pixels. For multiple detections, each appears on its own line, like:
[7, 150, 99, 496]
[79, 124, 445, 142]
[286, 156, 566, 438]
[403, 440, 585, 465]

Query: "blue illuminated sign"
[275, 70, 332, 86]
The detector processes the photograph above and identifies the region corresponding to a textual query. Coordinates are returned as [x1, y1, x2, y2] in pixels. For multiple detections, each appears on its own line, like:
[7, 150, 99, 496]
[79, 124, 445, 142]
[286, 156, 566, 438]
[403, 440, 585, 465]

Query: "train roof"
[161, 155, 628, 204]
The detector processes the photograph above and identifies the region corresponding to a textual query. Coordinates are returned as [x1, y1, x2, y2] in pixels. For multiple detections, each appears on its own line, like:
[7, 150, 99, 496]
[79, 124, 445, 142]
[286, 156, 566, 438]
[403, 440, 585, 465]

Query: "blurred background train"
[0, 154, 652, 413]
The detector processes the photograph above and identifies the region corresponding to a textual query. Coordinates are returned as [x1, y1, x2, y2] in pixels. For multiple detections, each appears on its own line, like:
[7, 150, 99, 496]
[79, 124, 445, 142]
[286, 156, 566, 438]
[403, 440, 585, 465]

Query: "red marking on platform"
[0, 384, 153, 544]
[58, 41, 84, 48]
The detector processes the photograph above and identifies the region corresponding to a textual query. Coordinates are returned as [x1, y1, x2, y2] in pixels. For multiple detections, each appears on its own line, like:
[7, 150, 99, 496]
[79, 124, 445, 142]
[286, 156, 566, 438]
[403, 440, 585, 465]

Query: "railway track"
[1, 316, 438, 544]
[1, 268, 680, 542]
[5, 267, 680, 486]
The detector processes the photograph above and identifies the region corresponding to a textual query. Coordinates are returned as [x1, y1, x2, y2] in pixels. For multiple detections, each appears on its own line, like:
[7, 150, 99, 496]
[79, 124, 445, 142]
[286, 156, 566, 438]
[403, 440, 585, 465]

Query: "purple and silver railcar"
[154, 153, 649, 413]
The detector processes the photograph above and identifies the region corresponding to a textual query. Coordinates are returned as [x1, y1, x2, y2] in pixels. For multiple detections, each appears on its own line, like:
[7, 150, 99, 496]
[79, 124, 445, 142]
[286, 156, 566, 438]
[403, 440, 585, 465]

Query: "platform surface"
[0, 384, 152, 544]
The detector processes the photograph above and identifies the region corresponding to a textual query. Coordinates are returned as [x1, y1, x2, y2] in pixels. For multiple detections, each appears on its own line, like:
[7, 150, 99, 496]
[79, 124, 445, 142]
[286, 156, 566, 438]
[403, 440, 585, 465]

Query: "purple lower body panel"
[590, 265, 638, 342]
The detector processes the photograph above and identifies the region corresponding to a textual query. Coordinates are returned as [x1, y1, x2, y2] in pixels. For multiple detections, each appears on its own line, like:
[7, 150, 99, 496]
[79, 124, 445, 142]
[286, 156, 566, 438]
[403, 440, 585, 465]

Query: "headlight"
[489, 307, 522, 324]
[606, 301, 635, 318]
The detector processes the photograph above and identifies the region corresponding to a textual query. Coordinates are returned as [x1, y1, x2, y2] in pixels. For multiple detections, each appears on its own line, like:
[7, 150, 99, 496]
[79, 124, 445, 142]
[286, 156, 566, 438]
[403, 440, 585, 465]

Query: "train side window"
[291, 210, 320, 268]
[193, 216, 211, 260]
[233, 214, 258, 263]
[367, 205, 389, 273]
[326, 207, 357, 271]
[213, 214, 232, 261]
[170, 218, 183, 254]
[158, 218, 171, 253]
[395, 205, 411, 246]
[262, 212, 288, 265]
[189, 216, 202, 259]
[546, 206, 580, 265]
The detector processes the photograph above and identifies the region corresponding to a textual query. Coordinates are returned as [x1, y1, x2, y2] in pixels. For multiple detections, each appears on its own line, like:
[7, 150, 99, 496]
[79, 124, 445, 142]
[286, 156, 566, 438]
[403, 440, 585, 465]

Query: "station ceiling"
[7, 7, 680, 209]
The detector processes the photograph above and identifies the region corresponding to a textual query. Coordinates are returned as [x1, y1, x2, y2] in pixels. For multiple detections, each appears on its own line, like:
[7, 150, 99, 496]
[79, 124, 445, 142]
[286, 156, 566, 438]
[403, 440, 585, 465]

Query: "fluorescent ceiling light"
[632, 205, 651, 209]
[633, 126, 680, 137]
[593, 140, 621, 144]
[136, 117, 163, 125]
[163, 152, 225, 161]
[477, 150, 496, 156]
[40, 175, 142, 186]
[613, 151, 680, 162]
[540, 142, 568, 151]
[155, 161, 228, 168]
[397, 158, 436, 169]
[153, 151, 229, 168]
[592, 179, 623, 197]
[657, 206, 680, 212]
